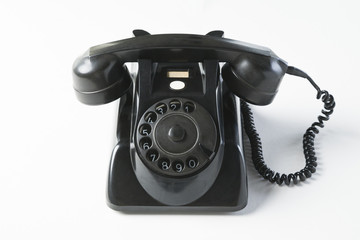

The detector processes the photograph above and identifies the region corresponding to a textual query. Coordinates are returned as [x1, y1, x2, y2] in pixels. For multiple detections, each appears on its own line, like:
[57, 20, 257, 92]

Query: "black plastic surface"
[107, 81, 247, 211]
[89, 33, 279, 59]
[73, 53, 132, 105]
[222, 58, 287, 105]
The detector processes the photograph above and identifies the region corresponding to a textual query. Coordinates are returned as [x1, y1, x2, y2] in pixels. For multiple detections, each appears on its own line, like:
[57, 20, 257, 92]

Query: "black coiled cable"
[241, 66, 335, 185]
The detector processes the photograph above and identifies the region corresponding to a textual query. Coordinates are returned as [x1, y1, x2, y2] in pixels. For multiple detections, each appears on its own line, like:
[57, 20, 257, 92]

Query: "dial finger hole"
[172, 160, 184, 173]
[158, 158, 170, 171]
[155, 103, 167, 115]
[139, 137, 152, 150]
[139, 124, 151, 136]
[169, 100, 181, 111]
[144, 111, 157, 123]
[146, 149, 159, 162]
[186, 157, 198, 169]
[183, 102, 195, 113]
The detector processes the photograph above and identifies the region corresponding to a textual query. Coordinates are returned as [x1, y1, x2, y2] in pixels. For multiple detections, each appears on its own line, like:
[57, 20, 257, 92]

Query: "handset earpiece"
[73, 52, 132, 105]
[222, 54, 288, 105]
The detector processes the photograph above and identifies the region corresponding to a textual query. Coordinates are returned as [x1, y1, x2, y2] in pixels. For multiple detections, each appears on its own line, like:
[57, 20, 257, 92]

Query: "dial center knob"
[168, 124, 186, 142]
[155, 114, 198, 154]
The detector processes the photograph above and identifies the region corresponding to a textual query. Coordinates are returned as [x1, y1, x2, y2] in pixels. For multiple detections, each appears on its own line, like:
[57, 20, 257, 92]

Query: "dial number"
[146, 149, 159, 162]
[173, 161, 184, 173]
[139, 138, 152, 150]
[169, 100, 181, 111]
[144, 111, 157, 123]
[158, 158, 170, 170]
[187, 157, 198, 169]
[139, 124, 151, 136]
[184, 102, 195, 113]
[155, 103, 167, 115]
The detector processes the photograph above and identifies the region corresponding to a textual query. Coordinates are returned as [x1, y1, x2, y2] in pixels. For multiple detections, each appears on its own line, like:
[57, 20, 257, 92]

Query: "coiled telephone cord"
[240, 66, 335, 185]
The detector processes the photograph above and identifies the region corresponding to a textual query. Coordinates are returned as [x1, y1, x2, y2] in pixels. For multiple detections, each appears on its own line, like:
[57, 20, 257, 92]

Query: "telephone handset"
[73, 30, 335, 211]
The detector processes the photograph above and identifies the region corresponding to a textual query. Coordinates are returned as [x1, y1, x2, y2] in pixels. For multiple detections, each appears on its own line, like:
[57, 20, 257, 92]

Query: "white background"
[1, 0, 359, 239]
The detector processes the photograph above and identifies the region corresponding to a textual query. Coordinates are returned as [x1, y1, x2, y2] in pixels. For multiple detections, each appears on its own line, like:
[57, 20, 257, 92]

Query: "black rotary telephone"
[72, 30, 335, 211]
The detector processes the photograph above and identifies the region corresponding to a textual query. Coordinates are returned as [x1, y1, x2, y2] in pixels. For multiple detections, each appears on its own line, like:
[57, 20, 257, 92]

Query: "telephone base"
[107, 93, 248, 212]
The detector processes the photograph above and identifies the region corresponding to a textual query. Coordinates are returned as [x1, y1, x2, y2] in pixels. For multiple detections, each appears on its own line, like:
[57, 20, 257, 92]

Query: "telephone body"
[73, 30, 334, 211]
